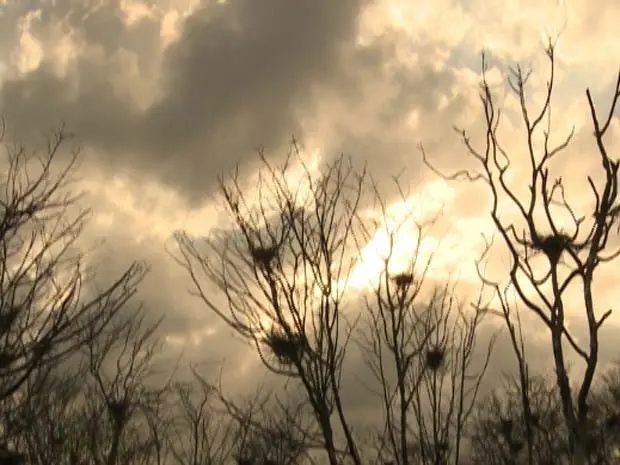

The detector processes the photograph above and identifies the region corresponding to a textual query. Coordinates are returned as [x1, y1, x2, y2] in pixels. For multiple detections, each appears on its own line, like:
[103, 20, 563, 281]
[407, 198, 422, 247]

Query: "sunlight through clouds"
[0, 0, 618, 420]
[11, 9, 43, 74]
[358, 0, 471, 47]
[347, 179, 457, 290]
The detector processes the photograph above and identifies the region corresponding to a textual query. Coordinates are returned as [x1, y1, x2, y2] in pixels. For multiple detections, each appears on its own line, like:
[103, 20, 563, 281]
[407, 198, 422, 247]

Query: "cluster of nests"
[389, 272, 447, 372]
[248, 231, 576, 271]
[264, 326, 447, 373]
[262, 268, 447, 372]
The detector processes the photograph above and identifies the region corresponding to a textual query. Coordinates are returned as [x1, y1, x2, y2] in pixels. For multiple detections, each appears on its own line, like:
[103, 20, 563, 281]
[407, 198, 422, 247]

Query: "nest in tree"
[234, 456, 253, 465]
[509, 439, 523, 455]
[391, 272, 414, 288]
[0, 351, 15, 370]
[606, 413, 620, 430]
[585, 434, 599, 454]
[499, 418, 513, 438]
[533, 233, 571, 264]
[425, 346, 445, 371]
[107, 399, 129, 426]
[250, 245, 278, 268]
[435, 442, 448, 453]
[264, 329, 305, 365]
[0, 449, 24, 465]
[33, 339, 52, 359]
[0, 307, 19, 332]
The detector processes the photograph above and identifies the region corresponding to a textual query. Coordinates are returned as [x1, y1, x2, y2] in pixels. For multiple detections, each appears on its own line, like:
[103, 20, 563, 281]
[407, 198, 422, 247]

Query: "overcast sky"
[0, 0, 619, 398]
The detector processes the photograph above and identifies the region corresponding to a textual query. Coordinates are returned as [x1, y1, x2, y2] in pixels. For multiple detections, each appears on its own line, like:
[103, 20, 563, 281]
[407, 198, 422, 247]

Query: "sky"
[0, 0, 619, 400]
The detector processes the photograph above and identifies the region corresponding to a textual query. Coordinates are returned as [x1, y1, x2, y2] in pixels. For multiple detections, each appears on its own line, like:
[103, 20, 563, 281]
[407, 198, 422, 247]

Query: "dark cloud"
[0, 0, 487, 211]
[0, 0, 377, 206]
[142, 0, 371, 203]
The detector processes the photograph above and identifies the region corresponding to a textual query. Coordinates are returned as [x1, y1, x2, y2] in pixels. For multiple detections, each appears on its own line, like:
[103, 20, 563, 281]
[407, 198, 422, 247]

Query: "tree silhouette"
[423, 40, 620, 465]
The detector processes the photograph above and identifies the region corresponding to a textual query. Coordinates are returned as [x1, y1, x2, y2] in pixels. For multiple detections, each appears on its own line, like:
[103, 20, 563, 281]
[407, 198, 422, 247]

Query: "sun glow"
[347, 180, 457, 291]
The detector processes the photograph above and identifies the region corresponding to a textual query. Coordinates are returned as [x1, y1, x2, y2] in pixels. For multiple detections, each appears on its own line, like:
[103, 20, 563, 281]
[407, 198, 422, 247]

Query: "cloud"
[0, 0, 377, 204]
[0, 0, 619, 429]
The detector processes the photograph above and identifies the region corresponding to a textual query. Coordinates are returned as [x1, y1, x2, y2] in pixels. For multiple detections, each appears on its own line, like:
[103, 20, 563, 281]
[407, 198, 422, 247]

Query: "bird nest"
[0, 307, 19, 332]
[107, 398, 130, 426]
[234, 457, 253, 465]
[425, 346, 445, 372]
[532, 233, 571, 264]
[499, 418, 513, 438]
[250, 245, 279, 268]
[606, 412, 620, 430]
[0, 350, 15, 370]
[390, 272, 414, 288]
[509, 439, 523, 454]
[0, 449, 25, 465]
[263, 328, 305, 365]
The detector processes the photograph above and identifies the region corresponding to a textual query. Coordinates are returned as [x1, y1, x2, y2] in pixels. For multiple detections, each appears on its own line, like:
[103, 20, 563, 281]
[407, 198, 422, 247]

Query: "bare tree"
[0, 363, 90, 465]
[467, 374, 567, 465]
[407, 288, 493, 465]
[0, 119, 146, 461]
[84, 307, 170, 465]
[0, 308, 176, 465]
[0, 119, 147, 400]
[0, 338, 173, 465]
[167, 369, 237, 465]
[356, 190, 494, 465]
[220, 384, 316, 465]
[422, 41, 620, 465]
[467, 367, 620, 465]
[174, 142, 367, 465]
[142, 386, 174, 465]
[581, 365, 620, 464]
